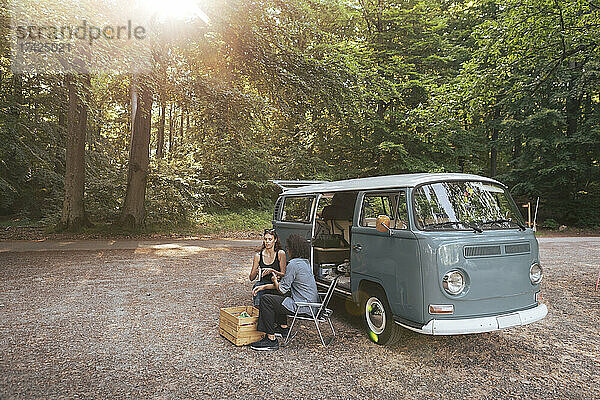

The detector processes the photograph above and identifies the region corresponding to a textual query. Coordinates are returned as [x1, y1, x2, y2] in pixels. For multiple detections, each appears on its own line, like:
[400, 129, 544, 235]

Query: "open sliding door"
[273, 194, 319, 266]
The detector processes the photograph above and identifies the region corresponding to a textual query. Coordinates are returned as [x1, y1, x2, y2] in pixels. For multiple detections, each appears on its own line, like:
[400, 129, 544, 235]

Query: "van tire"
[361, 288, 401, 345]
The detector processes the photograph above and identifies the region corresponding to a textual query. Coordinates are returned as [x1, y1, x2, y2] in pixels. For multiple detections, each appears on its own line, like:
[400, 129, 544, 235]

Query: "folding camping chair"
[284, 275, 340, 347]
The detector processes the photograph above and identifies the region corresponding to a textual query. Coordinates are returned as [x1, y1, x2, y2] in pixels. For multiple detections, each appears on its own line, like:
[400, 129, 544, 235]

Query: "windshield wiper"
[479, 219, 526, 231]
[424, 221, 482, 233]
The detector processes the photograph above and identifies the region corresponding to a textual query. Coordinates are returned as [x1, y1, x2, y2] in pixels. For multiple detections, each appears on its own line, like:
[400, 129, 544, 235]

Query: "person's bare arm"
[252, 283, 275, 296]
[277, 250, 286, 276]
[271, 274, 280, 293]
[249, 253, 260, 281]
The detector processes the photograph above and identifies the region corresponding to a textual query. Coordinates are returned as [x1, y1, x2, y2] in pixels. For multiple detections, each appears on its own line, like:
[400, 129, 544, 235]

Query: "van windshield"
[413, 181, 525, 231]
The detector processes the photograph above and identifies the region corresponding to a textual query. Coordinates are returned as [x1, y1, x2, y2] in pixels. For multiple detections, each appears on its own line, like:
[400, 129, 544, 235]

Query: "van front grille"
[464, 245, 502, 258]
[505, 242, 531, 254]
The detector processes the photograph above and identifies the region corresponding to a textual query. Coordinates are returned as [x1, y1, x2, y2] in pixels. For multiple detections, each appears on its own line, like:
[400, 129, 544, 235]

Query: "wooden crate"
[219, 306, 264, 346]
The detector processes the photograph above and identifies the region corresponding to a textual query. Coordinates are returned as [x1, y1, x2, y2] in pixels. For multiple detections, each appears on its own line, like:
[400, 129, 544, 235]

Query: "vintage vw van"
[272, 173, 547, 345]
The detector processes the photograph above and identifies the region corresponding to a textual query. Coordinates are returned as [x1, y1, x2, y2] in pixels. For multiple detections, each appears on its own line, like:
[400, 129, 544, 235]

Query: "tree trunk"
[60, 74, 90, 230]
[157, 101, 166, 159]
[489, 108, 500, 177]
[120, 76, 152, 230]
[565, 92, 579, 138]
[179, 108, 184, 143]
[513, 132, 522, 161]
[490, 129, 498, 177]
[95, 125, 101, 152]
[565, 62, 581, 138]
[168, 103, 174, 155]
[11, 74, 23, 120]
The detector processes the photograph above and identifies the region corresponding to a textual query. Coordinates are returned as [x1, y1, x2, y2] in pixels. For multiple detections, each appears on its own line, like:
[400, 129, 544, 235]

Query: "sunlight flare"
[143, 0, 209, 23]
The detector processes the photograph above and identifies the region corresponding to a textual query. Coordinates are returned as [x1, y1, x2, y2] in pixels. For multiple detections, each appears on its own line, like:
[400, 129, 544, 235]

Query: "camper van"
[272, 173, 547, 345]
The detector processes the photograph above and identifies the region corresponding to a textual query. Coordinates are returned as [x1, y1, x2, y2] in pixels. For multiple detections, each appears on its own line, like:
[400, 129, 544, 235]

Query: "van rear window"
[281, 197, 314, 223]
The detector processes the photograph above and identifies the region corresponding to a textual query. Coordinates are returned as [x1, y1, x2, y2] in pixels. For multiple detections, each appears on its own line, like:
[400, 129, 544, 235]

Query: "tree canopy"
[1, 0, 599, 229]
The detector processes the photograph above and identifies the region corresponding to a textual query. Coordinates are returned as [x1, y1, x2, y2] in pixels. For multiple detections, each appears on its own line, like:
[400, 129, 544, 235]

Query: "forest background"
[1, 0, 599, 234]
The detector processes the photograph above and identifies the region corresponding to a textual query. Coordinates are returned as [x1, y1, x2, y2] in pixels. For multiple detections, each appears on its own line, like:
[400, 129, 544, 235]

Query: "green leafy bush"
[541, 219, 559, 230]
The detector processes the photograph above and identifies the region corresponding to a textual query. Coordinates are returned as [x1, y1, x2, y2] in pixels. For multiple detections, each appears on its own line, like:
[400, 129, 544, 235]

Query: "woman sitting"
[249, 228, 286, 306]
[250, 233, 320, 351]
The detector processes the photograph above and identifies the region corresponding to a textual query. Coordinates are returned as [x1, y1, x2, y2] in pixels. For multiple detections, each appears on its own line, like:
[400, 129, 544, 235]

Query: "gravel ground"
[0, 238, 598, 399]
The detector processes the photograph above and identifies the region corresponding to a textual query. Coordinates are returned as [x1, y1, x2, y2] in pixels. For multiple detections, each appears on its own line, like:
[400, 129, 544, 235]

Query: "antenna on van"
[533, 197, 540, 232]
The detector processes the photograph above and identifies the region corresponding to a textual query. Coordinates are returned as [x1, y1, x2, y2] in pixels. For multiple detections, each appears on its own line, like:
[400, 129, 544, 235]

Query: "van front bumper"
[396, 303, 548, 335]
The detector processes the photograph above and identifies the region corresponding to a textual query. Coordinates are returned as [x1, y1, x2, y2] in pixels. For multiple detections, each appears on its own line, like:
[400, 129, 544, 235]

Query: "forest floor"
[1, 237, 599, 399]
[0, 225, 264, 241]
[0, 209, 273, 241]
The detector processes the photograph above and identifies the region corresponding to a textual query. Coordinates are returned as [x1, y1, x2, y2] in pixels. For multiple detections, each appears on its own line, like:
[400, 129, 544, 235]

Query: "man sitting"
[250, 233, 320, 351]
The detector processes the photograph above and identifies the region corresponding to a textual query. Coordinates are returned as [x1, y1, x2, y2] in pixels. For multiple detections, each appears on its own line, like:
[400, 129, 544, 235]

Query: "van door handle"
[353, 244, 362, 252]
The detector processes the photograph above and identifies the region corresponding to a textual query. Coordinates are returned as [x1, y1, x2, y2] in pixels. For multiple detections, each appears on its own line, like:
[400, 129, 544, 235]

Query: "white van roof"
[281, 173, 504, 195]
[270, 180, 329, 190]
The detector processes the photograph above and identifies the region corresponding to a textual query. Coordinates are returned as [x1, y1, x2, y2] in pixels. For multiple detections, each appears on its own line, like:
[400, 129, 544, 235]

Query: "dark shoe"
[274, 325, 290, 338]
[250, 337, 279, 351]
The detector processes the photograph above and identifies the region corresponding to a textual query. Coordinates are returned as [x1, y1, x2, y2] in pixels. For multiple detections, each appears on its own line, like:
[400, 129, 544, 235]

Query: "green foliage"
[145, 163, 206, 225]
[84, 153, 126, 222]
[0, 73, 66, 220]
[1, 0, 599, 230]
[541, 218, 560, 230]
[467, 0, 600, 226]
[198, 209, 273, 233]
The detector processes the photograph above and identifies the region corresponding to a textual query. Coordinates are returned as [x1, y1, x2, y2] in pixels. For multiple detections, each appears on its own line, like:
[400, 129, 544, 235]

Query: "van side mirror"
[376, 215, 392, 235]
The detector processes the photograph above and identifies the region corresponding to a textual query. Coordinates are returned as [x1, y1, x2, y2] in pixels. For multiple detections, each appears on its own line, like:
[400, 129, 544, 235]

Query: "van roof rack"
[270, 180, 329, 191]
[280, 173, 504, 195]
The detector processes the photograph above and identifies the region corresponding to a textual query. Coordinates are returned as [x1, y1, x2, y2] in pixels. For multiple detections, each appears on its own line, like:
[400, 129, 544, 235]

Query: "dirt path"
[0, 238, 598, 399]
[0, 238, 262, 253]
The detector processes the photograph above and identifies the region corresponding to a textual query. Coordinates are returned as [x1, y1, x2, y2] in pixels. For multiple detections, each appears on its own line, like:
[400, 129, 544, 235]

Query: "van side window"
[361, 192, 408, 229]
[395, 191, 409, 230]
[361, 194, 393, 228]
[281, 197, 314, 223]
[316, 196, 332, 218]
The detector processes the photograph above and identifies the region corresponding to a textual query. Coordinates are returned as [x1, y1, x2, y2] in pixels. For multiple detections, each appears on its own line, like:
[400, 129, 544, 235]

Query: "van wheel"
[362, 288, 401, 345]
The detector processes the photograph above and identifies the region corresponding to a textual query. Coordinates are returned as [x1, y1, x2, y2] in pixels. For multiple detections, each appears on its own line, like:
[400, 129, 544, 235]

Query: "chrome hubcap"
[366, 297, 386, 335]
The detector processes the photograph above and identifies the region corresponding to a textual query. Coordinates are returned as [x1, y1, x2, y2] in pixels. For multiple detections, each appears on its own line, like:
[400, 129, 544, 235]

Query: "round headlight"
[530, 262, 543, 284]
[443, 270, 465, 295]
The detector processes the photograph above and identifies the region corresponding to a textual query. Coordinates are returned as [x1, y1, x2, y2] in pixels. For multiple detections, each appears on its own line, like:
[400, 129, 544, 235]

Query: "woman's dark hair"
[286, 233, 310, 260]
[260, 229, 282, 253]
